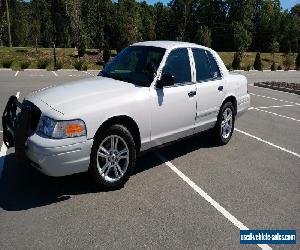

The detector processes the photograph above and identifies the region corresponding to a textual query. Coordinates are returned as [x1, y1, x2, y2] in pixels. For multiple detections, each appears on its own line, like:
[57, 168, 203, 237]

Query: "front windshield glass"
[100, 46, 166, 87]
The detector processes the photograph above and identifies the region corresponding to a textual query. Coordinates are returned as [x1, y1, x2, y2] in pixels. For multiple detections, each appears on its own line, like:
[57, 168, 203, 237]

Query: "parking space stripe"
[253, 104, 295, 109]
[249, 107, 300, 122]
[249, 93, 300, 106]
[236, 128, 300, 158]
[84, 71, 94, 76]
[14, 71, 19, 77]
[52, 71, 58, 77]
[156, 153, 272, 250]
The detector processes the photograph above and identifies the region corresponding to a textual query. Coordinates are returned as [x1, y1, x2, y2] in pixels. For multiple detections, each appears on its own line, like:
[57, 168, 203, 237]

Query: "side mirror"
[156, 73, 175, 89]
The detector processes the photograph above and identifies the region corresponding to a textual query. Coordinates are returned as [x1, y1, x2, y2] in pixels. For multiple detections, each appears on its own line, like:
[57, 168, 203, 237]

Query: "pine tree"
[296, 52, 300, 70]
[232, 52, 242, 70]
[253, 52, 262, 71]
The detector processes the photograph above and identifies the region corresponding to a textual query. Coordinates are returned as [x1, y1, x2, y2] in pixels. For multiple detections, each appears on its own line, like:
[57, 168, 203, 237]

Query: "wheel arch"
[94, 115, 141, 153]
[221, 95, 237, 115]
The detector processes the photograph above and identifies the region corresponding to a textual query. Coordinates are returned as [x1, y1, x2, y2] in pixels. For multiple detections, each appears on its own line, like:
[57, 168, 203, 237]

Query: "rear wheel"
[89, 125, 136, 189]
[213, 102, 235, 145]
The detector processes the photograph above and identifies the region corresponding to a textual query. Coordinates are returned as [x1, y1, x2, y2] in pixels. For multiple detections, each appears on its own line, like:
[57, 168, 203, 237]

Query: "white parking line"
[236, 128, 300, 158]
[84, 71, 95, 76]
[14, 71, 19, 77]
[249, 107, 300, 122]
[253, 104, 295, 109]
[249, 93, 300, 106]
[156, 153, 272, 250]
[52, 71, 58, 77]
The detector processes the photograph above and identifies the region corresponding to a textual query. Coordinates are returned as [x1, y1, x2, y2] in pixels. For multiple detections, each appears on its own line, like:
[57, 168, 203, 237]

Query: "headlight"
[37, 116, 86, 139]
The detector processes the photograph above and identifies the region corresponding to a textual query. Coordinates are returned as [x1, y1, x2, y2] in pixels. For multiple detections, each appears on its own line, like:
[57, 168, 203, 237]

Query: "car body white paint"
[25, 41, 250, 176]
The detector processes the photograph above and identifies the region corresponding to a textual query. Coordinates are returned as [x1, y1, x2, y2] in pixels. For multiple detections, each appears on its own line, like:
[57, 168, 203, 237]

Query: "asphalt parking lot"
[0, 70, 299, 249]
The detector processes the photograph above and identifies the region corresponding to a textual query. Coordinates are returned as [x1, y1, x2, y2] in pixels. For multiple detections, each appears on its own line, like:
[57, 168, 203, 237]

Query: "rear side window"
[207, 51, 221, 79]
[162, 48, 191, 84]
[192, 49, 211, 82]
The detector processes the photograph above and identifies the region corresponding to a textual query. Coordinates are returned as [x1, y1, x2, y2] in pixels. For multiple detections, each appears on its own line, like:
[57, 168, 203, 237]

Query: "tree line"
[0, 0, 300, 55]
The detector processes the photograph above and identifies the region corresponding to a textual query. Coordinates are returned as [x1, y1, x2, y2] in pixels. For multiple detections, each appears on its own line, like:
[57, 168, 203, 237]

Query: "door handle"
[218, 86, 223, 91]
[188, 91, 196, 97]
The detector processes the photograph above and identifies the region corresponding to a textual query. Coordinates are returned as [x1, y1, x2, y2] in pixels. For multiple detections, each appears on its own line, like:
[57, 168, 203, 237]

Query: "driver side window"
[162, 48, 191, 84]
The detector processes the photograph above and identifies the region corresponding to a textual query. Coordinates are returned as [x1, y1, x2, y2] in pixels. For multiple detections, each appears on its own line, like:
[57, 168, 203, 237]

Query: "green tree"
[194, 26, 211, 47]
[169, 0, 193, 41]
[153, 3, 170, 40]
[0, 12, 7, 46]
[296, 52, 300, 70]
[233, 22, 252, 54]
[270, 39, 279, 63]
[32, 20, 40, 52]
[103, 47, 111, 64]
[139, 1, 156, 41]
[31, 0, 53, 47]
[83, 0, 113, 52]
[283, 52, 293, 70]
[65, 0, 86, 57]
[253, 52, 262, 70]
[232, 52, 242, 70]
[113, 0, 142, 52]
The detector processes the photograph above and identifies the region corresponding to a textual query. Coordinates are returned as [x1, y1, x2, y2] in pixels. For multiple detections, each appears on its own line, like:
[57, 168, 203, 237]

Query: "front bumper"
[26, 134, 93, 176]
[2, 95, 93, 177]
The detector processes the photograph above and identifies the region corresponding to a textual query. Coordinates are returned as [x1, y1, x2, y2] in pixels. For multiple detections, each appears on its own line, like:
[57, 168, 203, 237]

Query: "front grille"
[22, 100, 41, 132]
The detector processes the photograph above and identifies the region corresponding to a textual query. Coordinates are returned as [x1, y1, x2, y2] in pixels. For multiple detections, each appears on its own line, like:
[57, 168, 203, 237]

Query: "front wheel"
[213, 102, 235, 145]
[89, 125, 136, 189]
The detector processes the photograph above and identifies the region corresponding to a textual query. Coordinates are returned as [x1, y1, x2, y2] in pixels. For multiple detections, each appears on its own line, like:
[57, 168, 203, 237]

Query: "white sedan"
[2, 41, 250, 189]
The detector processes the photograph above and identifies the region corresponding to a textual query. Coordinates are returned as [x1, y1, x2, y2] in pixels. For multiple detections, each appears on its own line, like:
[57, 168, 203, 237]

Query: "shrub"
[2, 60, 13, 68]
[271, 62, 276, 71]
[246, 64, 251, 71]
[253, 52, 262, 70]
[226, 64, 232, 71]
[283, 52, 293, 70]
[56, 60, 63, 69]
[37, 59, 50, 69]
[73, 60, 84, 70]
[277, 65, 282, 70]
[78, 42, 86, 57]
[20, 61, 30, 69]
[295, 52, 300, 70]
[103, 48, 111, 64]
[232, 52, 242, 70]
[82, 64, 88, 71]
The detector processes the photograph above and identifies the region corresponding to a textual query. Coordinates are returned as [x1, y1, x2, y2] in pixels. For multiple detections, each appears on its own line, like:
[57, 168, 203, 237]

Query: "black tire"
[213, 102, 235, 145]
[89, 124, 136, 190]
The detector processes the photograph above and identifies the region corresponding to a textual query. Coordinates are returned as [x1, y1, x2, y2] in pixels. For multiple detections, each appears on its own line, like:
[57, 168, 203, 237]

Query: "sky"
[142, 0, 300, 10]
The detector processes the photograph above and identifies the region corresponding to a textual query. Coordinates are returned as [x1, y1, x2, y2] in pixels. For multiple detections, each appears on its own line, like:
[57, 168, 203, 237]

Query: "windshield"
[100, 46, 166, 87]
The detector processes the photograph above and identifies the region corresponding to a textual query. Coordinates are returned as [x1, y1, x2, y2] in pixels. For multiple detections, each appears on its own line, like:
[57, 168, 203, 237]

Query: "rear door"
[150, 48, 197, 146]
[192, 49, 225, 132]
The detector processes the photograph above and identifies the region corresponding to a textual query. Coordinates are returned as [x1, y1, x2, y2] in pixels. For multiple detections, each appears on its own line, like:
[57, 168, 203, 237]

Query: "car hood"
[28, 76, 145, 115]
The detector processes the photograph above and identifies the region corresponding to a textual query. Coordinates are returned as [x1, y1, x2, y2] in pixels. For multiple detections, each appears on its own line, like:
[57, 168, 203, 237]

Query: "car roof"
[132, 40, 210, 50]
